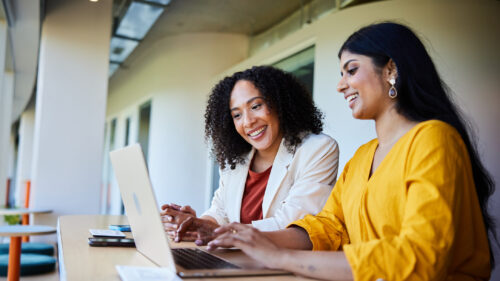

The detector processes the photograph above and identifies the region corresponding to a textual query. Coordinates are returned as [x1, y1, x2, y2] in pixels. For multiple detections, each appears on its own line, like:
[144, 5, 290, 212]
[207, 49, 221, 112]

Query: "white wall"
[107, 33, 249, 213]
[14, 106, 35, 207]
[0, 21, 9, 204]
[30, 0, 112, 230]
[4, 73, 15, 204]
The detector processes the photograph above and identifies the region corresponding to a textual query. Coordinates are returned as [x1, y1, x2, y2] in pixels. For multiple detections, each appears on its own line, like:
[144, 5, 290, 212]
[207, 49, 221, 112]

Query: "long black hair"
[339, 22, 495, 261]
[205, 66, 323, 170]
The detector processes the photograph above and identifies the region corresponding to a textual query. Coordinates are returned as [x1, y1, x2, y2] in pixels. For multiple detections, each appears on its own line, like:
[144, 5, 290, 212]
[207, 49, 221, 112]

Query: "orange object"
[24, 180, 31, 209]
[22, 181, 31, 242]
[7, 236, 21, 281]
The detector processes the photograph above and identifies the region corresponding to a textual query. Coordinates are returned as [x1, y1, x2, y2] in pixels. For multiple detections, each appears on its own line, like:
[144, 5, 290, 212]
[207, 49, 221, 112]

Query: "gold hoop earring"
[389, 78, 397, 99]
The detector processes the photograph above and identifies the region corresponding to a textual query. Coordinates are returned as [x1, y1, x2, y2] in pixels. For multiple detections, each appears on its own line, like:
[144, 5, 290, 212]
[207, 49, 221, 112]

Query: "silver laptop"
[110, 144, 290, 278]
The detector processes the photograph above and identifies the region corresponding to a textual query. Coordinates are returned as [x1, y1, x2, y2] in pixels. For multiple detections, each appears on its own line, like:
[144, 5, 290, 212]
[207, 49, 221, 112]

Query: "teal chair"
[0, 253, 56, 276]
[0, 180, 56, 276]
[0, 242, 54, 256]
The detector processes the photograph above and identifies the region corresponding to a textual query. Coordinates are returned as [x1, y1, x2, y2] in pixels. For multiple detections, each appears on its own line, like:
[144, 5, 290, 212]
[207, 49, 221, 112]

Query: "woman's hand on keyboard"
[190, 219, 220, 246]
[160, 203, 198, 241]
[206, 222, 284, 269]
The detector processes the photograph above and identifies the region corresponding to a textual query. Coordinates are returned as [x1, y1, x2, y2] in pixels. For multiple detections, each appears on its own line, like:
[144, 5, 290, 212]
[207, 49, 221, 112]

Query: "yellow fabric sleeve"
[289, 160, 351, 251]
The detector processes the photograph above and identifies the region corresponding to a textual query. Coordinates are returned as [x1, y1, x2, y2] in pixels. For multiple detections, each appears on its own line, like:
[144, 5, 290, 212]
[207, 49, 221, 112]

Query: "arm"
[200, 170, 231, 226]
[277, 250, 352, 280]
[264, 226, 312, 249]
[252, 135, 339, 231]
[208, 223, 353, 280]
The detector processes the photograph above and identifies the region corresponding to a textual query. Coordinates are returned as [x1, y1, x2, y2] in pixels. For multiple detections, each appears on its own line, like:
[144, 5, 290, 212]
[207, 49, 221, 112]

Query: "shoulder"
[286, 133, 339, 174]
[220, 150, 253, 176]
[404, 120, 470, 167]
[296, 133, 339, 153]
[285, 133, 339, 168]
[409, 120, 465, 150]
[412, 120, 460, 136]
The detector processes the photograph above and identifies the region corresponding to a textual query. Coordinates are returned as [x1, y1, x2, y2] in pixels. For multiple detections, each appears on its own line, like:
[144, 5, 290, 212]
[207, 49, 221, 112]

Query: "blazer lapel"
[228, 149, 254, 223]
[261, 139, 293, 218]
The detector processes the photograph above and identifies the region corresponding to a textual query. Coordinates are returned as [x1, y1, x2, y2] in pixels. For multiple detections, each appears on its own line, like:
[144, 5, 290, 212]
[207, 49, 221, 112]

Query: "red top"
[240, 165, 272, 224]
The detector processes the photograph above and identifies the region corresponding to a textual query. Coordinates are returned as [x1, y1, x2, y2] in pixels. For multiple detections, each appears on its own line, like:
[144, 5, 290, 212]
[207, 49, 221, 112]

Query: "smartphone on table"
[109, 224, 131, 232]
[88, 237, 135, 247]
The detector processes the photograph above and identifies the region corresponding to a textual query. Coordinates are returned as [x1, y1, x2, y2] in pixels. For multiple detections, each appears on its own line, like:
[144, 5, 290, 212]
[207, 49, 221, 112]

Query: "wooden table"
[58, 215, 311, 281]
[0, 225, 56, 281]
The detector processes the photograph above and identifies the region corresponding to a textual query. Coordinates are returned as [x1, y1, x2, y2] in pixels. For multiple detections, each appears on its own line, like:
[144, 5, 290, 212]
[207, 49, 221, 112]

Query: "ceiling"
[114, 0, 314, 37]
[146, 0, 314, 37]
[111, 0, 314, 72]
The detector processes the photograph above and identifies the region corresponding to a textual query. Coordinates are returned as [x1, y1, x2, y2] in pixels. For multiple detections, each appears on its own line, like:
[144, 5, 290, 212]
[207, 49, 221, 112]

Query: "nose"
[337, 75, 348, 93]
[243, 111, 255, 127]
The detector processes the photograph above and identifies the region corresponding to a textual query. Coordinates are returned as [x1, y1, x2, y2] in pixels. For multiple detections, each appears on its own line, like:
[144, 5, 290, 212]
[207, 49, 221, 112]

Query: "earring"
[388, 78, 397, 99]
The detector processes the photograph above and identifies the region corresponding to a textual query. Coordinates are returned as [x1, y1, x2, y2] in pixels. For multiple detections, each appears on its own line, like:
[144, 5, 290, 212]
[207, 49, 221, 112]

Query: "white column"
[4, 73, 15, 206]
[0, 21, 9, 206]
[30, 0, 112, 227]
[14, 106, 35, 207]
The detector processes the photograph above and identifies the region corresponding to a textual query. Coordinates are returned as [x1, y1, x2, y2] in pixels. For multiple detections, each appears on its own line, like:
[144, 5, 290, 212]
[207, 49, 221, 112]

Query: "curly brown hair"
[205, 66, 324, 170]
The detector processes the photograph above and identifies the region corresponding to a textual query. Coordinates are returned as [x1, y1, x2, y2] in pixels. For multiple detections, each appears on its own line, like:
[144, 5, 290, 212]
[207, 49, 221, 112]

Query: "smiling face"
[337, 51, 395, 120]
[229, 80, 282, 157]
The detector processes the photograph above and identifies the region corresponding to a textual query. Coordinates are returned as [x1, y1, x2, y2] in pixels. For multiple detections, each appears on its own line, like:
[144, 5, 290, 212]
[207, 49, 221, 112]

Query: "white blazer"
[202, 133, 339, 231]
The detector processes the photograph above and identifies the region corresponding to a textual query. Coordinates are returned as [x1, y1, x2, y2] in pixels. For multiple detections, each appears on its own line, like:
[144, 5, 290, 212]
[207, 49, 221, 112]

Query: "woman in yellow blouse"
[206, 22, 495, 280]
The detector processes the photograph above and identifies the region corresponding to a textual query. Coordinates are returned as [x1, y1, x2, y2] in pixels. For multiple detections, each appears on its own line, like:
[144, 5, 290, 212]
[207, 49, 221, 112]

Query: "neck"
[254, 135, 283, 167]
[374, 106, 417, 147]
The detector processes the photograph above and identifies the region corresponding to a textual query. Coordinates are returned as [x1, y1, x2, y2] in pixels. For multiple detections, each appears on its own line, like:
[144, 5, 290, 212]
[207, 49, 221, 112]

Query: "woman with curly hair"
[206, 22, 494, 280]
[161, 66, 339, 244]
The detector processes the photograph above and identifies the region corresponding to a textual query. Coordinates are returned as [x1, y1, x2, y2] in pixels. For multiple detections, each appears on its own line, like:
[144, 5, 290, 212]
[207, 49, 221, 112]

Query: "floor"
[0, 271, 59, 281]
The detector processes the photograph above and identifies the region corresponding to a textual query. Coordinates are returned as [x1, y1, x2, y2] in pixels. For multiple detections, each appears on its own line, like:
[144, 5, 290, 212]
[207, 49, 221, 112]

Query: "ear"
[383, 59, 398, 82]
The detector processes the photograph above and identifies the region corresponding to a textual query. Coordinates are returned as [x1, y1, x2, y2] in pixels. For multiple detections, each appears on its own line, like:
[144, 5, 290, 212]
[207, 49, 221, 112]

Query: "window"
[272, 45, 315, 95]
[138, 101, 152, 163]
[102, 118, 117, 214]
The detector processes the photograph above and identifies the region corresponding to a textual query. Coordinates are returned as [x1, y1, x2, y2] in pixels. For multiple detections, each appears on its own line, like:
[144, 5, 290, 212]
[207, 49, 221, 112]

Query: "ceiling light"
[109, 37, 139, 62]
[115, 1, 164, 40]
[143, 0, 171, 5]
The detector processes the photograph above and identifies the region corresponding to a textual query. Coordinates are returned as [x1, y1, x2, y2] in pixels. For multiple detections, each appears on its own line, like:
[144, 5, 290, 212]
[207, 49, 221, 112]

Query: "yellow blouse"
[291, 120, 490, 281]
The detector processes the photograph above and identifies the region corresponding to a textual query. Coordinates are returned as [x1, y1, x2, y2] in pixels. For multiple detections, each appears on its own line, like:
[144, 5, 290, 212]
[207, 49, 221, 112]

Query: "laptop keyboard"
[172, 248, 240, 270]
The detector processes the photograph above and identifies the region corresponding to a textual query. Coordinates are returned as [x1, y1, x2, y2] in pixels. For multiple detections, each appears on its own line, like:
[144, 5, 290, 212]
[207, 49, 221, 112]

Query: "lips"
[247, 126, 266, 139]
[345, 93, 358, 102]
[345, 93, 359, 108]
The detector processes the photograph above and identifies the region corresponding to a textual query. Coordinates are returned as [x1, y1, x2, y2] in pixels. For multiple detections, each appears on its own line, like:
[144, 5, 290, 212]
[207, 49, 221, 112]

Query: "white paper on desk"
[116, 265, 181, 281]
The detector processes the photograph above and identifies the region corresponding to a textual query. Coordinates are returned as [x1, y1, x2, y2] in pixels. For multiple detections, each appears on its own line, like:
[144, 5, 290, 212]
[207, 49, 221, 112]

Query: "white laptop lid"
[110, 144, 176, 273]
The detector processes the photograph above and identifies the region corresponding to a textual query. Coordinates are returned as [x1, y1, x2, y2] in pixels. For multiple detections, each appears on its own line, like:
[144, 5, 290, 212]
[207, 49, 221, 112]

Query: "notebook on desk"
[109, 144, 290, 278]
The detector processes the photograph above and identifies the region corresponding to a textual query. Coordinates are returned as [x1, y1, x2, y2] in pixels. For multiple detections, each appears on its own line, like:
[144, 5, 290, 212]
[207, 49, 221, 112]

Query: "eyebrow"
[230, 96, 264, 112]
[342, 59, 357, 70]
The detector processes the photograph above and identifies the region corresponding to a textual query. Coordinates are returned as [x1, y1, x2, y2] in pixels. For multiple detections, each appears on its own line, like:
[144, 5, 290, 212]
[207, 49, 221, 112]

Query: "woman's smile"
[345, 93, 359, 109]
[247, 125, 267, 139]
